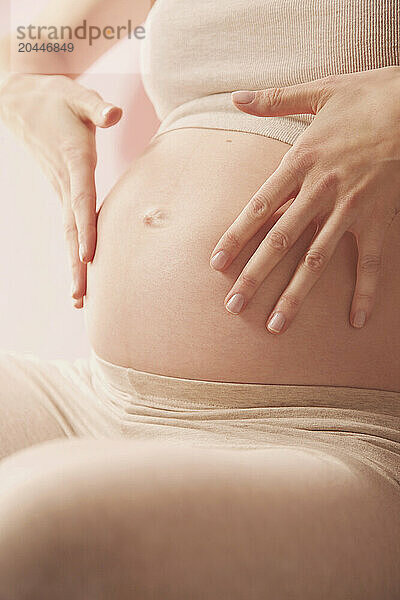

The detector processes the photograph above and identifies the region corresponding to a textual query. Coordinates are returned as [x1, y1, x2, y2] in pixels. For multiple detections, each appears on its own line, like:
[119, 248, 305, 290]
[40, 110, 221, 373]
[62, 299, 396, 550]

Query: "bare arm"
[0, 0, 157, 307]
[0, 0, 154, 79]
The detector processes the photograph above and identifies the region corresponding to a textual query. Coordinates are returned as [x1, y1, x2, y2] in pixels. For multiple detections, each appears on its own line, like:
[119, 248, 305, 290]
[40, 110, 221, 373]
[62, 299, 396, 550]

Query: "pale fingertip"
[267, 312, 286, 333]
[352, 309, 366, 329]
[79, 243, 92, 264]
[101, 104, 114, 118]
[100, 105, 123, 126]
[225, 293, 245, 315]
[73, 297, 84, 309]
[232, 91, 256, 105]
[210, 250, 229, 271]
[101, 104, 116, 119]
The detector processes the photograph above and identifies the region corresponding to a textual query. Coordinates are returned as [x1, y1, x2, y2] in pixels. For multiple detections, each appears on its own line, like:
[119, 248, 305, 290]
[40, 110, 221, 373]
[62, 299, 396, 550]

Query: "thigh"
[0, 352, 71, 461]
[0, 438, 399, 600]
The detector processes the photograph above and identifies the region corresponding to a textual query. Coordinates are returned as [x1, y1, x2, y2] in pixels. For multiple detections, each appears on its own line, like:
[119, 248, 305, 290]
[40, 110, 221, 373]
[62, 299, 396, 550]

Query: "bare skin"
[1, 1, 398, 389]
[0, 0, 153, 308]
[85, 126, 400, 391]
[0, 2, 398, 598]
[212, 67, 400, 334]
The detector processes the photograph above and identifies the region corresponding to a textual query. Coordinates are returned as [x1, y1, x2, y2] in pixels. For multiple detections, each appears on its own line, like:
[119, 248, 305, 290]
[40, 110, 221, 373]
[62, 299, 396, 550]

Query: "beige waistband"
[90, 350, 400, 414]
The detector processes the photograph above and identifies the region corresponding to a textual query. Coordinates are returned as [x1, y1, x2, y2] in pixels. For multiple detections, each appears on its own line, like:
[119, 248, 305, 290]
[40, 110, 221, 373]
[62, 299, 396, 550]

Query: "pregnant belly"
[84, 128, 400, 391]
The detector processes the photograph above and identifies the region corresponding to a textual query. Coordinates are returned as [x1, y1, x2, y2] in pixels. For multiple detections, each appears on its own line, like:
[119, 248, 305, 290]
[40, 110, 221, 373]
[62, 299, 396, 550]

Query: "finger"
[210, 166, 299, 272]
[73, 296, 84, 310]
[223, 184, 321, 315]
[69, 85, 123, 128]
[231, 76, 337, 117]
[265, 207, 354, 334]
[350, 222, 386, 329]
[67, 147, 97, 264]
[58, 170, 86, 302]
[63, 206, 87, 305]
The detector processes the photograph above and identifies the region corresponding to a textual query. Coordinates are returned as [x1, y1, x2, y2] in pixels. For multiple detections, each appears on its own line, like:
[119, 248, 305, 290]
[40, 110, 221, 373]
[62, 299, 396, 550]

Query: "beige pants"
[0, 349, 399, 599]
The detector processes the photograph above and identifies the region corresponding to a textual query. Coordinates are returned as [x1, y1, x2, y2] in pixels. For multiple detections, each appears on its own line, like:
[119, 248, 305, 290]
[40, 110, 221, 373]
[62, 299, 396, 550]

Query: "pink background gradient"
[0, 13, 160, 359]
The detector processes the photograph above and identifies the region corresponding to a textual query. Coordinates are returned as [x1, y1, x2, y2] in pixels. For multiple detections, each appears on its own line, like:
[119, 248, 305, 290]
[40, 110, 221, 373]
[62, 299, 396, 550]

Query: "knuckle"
[71, 191, 95, 212]
[315, 171, 340, 194]
[79, 89, 105, 115]
[63, 220, 76, 239]
[240, 272, 259, 289]
[359, 253, 381, 274]
[338, 191, 362, 216]
[61, 141, 94, 167]
[82, 221, 97, 235]
[280, 292, 301, 310]
[302, 248, 327, 273]
[225, 229, 241, 250]
[248, 192, 272, 220]
[79, 87, 103, 104]
[353, 292, 373, 303]
[288, 145, 316, 171]
[61, 141, 84, 163]
[347, 192, 362, 210]
[261, 87, 284, 109]
[264, 229, 290, 253]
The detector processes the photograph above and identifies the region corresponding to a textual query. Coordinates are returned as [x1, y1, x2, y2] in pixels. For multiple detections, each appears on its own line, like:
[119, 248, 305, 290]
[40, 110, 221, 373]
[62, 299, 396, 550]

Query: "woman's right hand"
[0, 73, 122, 308]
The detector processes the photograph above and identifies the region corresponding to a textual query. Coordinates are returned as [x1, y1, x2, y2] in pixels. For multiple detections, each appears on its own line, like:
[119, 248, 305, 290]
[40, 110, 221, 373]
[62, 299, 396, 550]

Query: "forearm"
[0, 33, 72, 86]
[0, 0, 152, 80]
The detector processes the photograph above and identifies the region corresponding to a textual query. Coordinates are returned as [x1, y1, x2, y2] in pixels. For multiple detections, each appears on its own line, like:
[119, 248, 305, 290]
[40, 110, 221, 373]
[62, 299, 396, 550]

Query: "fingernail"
[101, 105, 115, 119]
[79, 243, 87, 262]
[232, 91, 255, 104]
[353, 310, 366, 328]
[226, 293, 245, 314]
[71, 282, 78, 297]
[267, 312, 286, 333]
[210, 250, 229, 270]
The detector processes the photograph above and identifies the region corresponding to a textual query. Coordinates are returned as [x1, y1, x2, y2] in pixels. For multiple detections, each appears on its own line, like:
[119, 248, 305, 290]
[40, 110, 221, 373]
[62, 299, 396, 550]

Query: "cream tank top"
[140, 0, 399, 145]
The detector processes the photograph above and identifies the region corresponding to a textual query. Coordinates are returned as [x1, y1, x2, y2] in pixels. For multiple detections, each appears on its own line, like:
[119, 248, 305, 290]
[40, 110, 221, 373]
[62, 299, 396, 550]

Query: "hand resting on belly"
[84, 128, 400, 391]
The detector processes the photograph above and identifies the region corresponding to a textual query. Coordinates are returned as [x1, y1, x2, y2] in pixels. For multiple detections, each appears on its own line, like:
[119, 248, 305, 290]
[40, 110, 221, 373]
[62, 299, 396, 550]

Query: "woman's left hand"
[210, 66, 400, 334]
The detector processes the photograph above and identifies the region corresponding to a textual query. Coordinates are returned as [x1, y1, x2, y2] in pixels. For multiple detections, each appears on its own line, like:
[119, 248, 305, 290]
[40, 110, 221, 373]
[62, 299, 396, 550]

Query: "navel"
[142, 208, 169, 227]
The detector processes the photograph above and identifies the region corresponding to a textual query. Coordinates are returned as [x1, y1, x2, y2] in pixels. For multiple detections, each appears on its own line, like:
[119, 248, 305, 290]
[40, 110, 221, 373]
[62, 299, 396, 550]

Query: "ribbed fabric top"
[140, 0, 399, 144]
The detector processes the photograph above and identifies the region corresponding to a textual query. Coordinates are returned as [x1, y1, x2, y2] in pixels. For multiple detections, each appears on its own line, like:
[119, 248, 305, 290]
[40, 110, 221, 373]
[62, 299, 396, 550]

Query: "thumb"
[93, 103, 123, 128]
[70, 86, 123, 128]
[231, 77, 337, 117]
